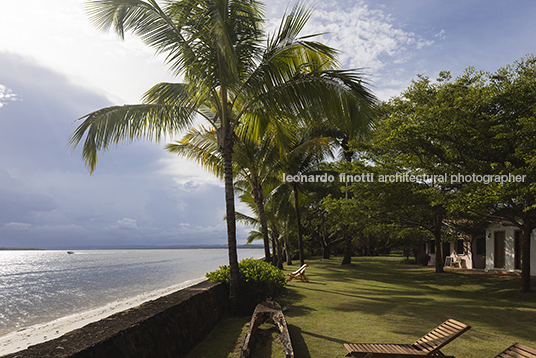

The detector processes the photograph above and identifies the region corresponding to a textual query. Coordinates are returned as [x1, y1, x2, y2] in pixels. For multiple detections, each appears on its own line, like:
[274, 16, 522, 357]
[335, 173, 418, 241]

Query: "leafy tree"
[368, 55, 536, 289]
[69, 0, 376, 309]
[453, 56, 536, 292]
[301, 178, 345, 259]
[322, 161, 443, 268]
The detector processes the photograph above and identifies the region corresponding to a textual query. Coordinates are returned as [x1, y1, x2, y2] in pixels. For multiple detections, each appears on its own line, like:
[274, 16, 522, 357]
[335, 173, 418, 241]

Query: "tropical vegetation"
[206, 257, 287, 312]
[223, 54, 536, 293]
[66, 0, 536, 305]
[68, 0, 376, 311]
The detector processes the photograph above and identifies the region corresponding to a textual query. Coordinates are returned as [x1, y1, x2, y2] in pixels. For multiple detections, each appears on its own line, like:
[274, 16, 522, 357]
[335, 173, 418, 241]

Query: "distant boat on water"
[67, 251, 75, 254]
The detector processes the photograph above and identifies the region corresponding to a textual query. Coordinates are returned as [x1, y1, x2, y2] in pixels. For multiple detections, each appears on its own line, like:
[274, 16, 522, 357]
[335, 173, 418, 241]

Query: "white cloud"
[0, 84, 19, 107]
[113, 218, 139, 230]
[435, 29, 447, 40]
[302, 1, 432, 71]
[3, 222, 32, 230]
[0, 1, 176, 104]
[157, 154, 224, 189]
[262, 1, 435, 101]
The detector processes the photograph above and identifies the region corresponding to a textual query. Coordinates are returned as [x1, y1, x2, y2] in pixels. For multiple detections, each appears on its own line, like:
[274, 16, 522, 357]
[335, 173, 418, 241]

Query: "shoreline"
[0, 277, 207, 356]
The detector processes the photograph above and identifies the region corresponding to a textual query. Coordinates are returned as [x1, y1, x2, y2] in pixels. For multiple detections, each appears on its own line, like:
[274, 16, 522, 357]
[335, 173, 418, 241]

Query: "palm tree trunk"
[341, 138, 354, 265]
[270, 222, 282, 268]
[321, 214, 330, 259]
[284, 233, 292, 265]
[277, 238, 284, 269]
[253, 187, 271, 262]
[219, 126, 241, 313]
[292, 182, 305, 265]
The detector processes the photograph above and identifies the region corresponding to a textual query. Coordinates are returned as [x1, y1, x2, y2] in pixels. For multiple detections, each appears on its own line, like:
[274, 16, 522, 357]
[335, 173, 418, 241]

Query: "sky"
[1, 0, 535, 249]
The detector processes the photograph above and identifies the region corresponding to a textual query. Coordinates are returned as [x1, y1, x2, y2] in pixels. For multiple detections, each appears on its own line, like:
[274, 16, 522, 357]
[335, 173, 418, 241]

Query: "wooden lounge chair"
[494, 343, 536, 358]
[344, 318, 470, 357]
[287, 264, 308, 282]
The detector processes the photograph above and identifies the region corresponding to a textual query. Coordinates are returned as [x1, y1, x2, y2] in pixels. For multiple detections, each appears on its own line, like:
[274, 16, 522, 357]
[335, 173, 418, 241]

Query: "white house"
[485, 223, 536, 276]
[425, 237, 485, 270]
[423, 223, 536, 276]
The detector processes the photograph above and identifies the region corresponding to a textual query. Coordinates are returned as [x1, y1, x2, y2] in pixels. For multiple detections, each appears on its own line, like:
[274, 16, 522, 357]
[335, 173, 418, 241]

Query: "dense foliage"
[206, 258, 287, 306]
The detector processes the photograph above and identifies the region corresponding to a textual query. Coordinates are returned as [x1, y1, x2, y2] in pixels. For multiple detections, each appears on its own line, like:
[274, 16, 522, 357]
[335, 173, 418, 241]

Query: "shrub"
[206, 258, 287, 306]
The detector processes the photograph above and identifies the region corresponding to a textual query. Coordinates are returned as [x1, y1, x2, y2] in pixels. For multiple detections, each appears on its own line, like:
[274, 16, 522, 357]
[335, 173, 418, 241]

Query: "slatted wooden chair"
[494, 343, 536, 358]
[344, 318, 471, 357]
[287, 263, 309, 282]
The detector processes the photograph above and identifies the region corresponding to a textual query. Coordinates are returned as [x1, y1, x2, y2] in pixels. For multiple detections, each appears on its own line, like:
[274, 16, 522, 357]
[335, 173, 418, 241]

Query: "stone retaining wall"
[4, 280, 228, 358]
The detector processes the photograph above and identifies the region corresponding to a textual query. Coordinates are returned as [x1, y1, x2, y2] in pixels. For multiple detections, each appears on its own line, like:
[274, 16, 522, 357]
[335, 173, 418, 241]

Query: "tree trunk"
[433, 216, 444, 273]
[252, 187, 271, 262]
[341, 136, 354, 265]
[284, 233, 292, 265]
[521, 224, 532, 293]
[271, 223, 284, 269]
[277, 238, 284, 269]
[341, 234, 353, 265]
[271, 229, 277, 266]
[219, 126, 241, 314]
[469, 234, 477, 270]
[321, 214, 330, 259]
[292, 183, 305, 265]
[306, 221, 330, 259]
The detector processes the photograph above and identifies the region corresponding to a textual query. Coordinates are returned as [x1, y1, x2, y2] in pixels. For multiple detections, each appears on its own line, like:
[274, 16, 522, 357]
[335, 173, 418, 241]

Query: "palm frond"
[246, 230, 264, 244]
[69, 103, 195, 173]
[85, 0, 191, 75]
[236, 211, 260, 227]
[166, 126, 223, 178]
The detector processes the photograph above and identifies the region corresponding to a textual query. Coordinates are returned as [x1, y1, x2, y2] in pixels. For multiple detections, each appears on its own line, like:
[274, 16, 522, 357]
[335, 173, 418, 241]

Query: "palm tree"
[69, 0, 375, 311]
[167, 125, 282, 262]
[272, 129, 335, 265]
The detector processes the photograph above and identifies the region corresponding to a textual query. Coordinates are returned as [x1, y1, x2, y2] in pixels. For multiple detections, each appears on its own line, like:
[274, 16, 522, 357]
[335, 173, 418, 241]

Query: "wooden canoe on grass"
[240, 300, 294, 358]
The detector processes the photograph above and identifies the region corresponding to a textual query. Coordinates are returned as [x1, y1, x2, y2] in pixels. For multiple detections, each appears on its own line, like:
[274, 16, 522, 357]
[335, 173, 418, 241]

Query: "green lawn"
[186, 256, 536, 357]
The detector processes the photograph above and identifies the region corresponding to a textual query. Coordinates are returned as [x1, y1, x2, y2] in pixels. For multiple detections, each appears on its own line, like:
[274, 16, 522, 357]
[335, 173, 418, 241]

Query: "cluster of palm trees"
[69, 0, 376, 311]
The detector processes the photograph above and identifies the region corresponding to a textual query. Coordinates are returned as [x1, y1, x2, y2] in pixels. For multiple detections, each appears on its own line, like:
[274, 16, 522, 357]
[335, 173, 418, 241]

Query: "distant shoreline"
[0, 245, 263, 251]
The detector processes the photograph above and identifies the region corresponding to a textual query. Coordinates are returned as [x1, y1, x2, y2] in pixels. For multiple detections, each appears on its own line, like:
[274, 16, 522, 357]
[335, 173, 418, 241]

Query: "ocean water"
[0, 248, 263, 336]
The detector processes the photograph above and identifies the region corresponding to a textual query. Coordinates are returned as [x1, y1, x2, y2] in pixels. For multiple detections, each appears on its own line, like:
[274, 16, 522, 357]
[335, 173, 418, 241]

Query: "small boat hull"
[240, 300, 294, 358]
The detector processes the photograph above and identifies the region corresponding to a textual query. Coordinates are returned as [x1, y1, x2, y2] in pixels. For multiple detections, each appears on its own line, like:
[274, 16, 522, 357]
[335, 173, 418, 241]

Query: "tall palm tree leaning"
[69, 0, 376, 312]
[167, 126, 283, 263]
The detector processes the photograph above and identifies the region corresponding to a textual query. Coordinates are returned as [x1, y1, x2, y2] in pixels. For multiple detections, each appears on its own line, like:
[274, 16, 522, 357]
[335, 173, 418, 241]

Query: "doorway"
[494, 231, 505, 269]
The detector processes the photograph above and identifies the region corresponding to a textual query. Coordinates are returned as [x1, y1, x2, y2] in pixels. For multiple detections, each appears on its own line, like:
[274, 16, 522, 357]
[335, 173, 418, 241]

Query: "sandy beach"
[0, 277, 206, 356]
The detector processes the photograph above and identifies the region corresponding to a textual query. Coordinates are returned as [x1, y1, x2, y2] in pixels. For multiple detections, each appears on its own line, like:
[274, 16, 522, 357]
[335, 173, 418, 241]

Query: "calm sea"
[0, 248, 263, 336]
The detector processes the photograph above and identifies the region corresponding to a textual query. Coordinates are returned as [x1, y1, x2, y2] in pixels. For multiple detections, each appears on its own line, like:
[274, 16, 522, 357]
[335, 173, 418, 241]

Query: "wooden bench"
[494, 343, 536, 358]
[344, 318, 471, 357]
[287, 264, 308, 282]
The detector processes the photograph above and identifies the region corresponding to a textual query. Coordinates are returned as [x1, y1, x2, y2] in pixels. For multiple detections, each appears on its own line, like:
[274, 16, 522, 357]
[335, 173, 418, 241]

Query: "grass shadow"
[184, 315, 249, 358]
[287, 324, 312, 358]
[281, 256, 536, 357]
